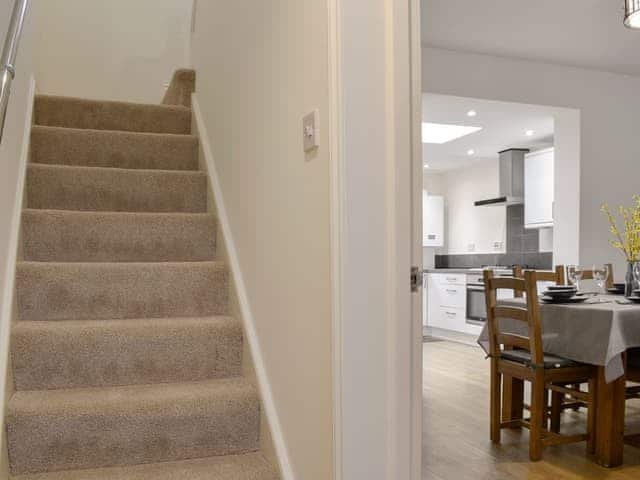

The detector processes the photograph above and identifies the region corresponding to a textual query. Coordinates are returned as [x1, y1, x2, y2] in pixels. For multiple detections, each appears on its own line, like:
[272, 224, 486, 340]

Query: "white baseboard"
[0, 76, 36, 463]
[191, 94, 294, 480]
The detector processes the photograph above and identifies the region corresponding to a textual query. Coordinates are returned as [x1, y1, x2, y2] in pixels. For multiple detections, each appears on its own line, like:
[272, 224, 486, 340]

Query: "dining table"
[477, 293, 640, 467]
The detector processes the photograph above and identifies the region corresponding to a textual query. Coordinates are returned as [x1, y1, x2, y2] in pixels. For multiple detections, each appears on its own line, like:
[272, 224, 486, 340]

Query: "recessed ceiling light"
[467, 149, 475, 155]
[423, 164, 430, 169]
[422, 123, 482, 144]
[525, 130, 535, 137]
[467, 110, 477, 117]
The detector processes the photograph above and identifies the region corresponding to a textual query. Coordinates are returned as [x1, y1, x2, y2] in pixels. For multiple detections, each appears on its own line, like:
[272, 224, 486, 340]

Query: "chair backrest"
[558, 264, 614, 289]
[511, 265, 565, 297]
[484, 269, 544, 366]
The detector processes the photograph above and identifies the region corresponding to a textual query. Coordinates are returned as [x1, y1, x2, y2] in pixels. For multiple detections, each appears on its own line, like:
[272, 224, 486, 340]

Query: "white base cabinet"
[426, 273, 467, 332]
[424, 272, 505, 336]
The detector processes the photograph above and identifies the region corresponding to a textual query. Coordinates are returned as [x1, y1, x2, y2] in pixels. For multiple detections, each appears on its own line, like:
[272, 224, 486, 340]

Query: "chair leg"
[571, 383, 582, 411]
[529, 370, 545, 461]
[502, 376, 524, 426]
[587, 378, 597, 455]
[490, 359, 502, 443]
[550, 390, 563, 434]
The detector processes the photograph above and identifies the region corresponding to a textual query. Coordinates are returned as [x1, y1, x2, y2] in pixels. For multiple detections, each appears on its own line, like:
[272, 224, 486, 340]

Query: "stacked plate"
[628, 289, 640, 303]
[607, 283, 626, 295]
[541, 285, 587, 304]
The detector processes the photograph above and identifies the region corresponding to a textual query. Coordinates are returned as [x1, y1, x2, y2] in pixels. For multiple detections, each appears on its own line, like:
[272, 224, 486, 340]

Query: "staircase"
[4, 90, 279, 479]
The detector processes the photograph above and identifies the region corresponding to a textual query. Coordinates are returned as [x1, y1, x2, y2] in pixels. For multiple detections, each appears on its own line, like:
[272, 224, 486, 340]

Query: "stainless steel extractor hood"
[474, 148, 529, 207]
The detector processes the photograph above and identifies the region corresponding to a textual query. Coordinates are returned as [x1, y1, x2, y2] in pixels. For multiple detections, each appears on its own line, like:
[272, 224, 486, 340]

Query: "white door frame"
[328, 0, 422, 478]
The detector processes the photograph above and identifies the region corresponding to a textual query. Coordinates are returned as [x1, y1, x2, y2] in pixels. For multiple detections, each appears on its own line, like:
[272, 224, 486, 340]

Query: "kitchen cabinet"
[524, 147, 554, 229]
[426, 273, 466, 331]
[423, 192, 444, 247]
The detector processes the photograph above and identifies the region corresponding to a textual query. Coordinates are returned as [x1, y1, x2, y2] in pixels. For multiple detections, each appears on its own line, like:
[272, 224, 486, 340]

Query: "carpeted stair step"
[16, 261, 229, 321]
[30, 126, 199, 171]
[12, 316, 242, 391]
[12, 453, 279, 480]
[34, 95, 191, 134]
[26, 164, 208, 213]
[22, 210, 217, 262]
[6, 378, 260, 475]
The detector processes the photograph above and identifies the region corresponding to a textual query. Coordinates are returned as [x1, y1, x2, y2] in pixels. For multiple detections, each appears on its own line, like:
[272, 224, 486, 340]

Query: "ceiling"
[422, 0, 640, 76]
[423, 94, 554, 171]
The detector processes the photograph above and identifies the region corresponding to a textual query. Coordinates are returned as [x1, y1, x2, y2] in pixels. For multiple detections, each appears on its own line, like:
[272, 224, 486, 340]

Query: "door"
[329, 0, 422, 478]
[410, 1, 423, 479]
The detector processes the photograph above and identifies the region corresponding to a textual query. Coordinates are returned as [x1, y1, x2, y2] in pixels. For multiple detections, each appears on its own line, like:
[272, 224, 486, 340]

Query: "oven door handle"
[467, 285, 485, 292]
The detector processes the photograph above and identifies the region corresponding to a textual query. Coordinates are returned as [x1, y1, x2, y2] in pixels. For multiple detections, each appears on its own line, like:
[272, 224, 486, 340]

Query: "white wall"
[0, 0, 36, 314]
[190, 2, 332, 480]
[33, 0, 192, 103]
[423, 169, 444, 195]
[0, 1, 38, 476]
[423, 48, 598, 273]
[436, 160, 506, 254]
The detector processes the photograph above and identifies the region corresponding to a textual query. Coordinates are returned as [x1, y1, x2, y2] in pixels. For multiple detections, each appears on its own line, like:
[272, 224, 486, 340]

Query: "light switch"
[303, 110, 320, 152]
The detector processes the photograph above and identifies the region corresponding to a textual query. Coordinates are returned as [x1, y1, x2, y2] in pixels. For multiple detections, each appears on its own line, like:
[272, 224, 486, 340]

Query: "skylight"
[422, 122, 482, 144]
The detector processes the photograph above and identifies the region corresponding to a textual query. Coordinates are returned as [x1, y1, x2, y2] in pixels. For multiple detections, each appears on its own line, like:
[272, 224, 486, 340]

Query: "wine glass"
[592, 264, 609, 293]
[567, 265, 583, 291]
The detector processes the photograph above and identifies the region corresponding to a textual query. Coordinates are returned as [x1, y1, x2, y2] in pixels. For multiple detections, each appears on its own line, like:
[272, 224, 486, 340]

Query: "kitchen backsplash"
[506, 205, 539, 254]
[434, 252, 553, 269]
[434, 205, 552, 269]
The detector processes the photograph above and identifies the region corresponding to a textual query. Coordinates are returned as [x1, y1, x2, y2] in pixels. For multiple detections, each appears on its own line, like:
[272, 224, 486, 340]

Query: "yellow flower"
[602, 198, 640, 262]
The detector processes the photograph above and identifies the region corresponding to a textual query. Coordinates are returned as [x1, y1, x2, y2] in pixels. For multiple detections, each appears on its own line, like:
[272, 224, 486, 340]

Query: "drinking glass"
[592, 264, 609, 293]
[567, 265, 583, 291]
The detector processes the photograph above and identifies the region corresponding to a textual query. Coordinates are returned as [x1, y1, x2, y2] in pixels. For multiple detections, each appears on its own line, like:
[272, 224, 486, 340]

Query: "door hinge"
[411, 266, 423, 292]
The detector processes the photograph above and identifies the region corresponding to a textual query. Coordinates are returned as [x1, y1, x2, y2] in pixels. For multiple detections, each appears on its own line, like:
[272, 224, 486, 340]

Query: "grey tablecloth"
[477, 295, 640, 382]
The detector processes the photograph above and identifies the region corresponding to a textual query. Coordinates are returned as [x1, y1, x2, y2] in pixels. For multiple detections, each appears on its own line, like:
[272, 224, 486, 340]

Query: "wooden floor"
[422, 339, 640, 479]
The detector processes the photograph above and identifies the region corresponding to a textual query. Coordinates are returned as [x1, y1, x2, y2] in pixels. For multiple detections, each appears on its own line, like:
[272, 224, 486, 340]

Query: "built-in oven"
[465, 268, 515, 326]
[466, 273, 487, 325]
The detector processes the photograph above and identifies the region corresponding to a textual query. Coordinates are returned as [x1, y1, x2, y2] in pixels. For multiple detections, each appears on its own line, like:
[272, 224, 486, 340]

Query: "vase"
[626, 262, 635, 297]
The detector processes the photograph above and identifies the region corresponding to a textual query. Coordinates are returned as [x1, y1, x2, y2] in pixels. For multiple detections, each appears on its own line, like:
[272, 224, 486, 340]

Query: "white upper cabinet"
[525, 147, 554, 229]
[423, 192, 444, 247]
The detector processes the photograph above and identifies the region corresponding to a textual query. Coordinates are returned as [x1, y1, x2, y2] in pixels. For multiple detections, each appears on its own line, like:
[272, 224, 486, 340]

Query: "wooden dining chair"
[556, 264, 613, 416]
[484, 269, 598, 461]
[511, 265, 566, 297]
[626, 351, 640, 395]
[621, 349, 640, 447]
[497, 267, 572, 427]
[508, 265, 568, 424]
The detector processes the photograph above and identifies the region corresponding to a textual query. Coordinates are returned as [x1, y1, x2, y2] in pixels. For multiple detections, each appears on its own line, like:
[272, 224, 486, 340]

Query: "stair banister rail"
[0, 0, 29, 145]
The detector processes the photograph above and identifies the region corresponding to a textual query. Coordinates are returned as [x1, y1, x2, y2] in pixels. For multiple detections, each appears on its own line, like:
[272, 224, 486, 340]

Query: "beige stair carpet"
[31, 126, 199, 171]
[5, 81, 279, 479]
[34, 95, 191, 134]
[13, 454, 277, 480]
[27, 164, 208, 213]
[162, 69, 196, 108]
[12, 317, 242, 390]
[22, 210, 217, 262]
